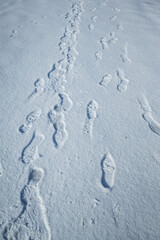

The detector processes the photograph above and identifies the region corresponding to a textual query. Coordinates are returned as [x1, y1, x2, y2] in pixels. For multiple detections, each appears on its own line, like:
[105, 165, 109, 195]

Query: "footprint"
[28, 167, 44, 185]
[3, 168, 51, 240]
[0, 163, 2, 177]
[113, 8, 120, 12]
[100, 2, 107, 6]
[95, 51, 103, 60]
[92, 198, 100, 209]
[20, 131, 44, 164]
[83, 100, 98, 138]
[90, 219, 95, 224]
[139, 96, 160, 136]
[59, 92, 73, 112]
[91, 15, 97, 22]
[31, 20, 39, 24]
[10, 29, 17, 38]
[91, 8, 96, 12]
[120, 42, 131, 64]
[88, 24, 94, 30]
[117, 69, 129, 93]
[153, 153, 160, 167]
[19, 109, 42, 134]
[143, 113, 160, 136]
[108, 32, 118, 44]
[34, 78, 45, 93]
[99, 74, 112, 88]
[27, 78, 45, 101]
[117, 22, 123, 31]
[100, 37, 108, 49]
[87, 99, 98, 119]
[48, 110, 67, 148]
[110, 16, 117, 21]
[138, 95, 151, 113]
[101, 152, 116, 189]
[112, 202, 121, 226]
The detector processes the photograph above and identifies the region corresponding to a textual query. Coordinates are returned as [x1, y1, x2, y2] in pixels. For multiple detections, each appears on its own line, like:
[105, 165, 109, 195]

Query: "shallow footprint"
[101, 152, 116, 189]
[83, 100, 98, 138]
[95, 51, 103, 60]
[110, 16, 117, 21]
[19, 109, 41, 134]
[113, 8, 120, 12]
[88, 24, 94, 30]
[91, 15, 97, 22]
[120, 42, 131, 64]
[117, 22, 123, 31]
[99, 74, 112, 88]
[139, 96, 160, 137]
[117, 69, 129, 93]
[27, 78, 45, 102]
[10, 29, 17, 38]
[0, 163, 2, 177]
[91, 8, 96, 12]
[108, 32, 118, 45]
[100, 37, 108, 49]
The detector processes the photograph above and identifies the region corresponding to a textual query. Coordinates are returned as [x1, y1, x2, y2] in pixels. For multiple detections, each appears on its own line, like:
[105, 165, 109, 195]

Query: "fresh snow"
[0, 0, 160, 239]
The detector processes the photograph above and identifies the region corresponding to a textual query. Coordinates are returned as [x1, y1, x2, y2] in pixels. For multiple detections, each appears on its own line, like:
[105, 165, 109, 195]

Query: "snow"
[0, 0, 160, 239]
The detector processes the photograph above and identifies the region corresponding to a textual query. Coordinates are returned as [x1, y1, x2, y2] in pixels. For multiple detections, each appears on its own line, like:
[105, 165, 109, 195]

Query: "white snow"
[0, 0, 160, 239]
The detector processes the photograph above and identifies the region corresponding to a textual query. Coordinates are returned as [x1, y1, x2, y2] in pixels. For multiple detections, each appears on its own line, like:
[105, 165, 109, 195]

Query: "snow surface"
[0, 0, 160, 239]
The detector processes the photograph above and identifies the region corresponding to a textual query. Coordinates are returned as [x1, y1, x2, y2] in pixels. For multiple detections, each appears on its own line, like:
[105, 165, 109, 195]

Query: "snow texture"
[0, 0, 160, 239]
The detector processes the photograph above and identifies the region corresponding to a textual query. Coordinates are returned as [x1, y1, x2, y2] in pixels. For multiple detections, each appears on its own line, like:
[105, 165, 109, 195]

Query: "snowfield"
[0, 0, 160, 239]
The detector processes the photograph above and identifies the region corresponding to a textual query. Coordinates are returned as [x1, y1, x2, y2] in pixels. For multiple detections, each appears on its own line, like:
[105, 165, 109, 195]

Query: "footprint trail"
[23, 0, 85, 148]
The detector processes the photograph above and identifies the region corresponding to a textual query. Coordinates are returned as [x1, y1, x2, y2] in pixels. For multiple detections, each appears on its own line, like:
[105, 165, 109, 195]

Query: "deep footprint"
[101, 152, 116, 189]
[3, 168, 51, 240]
[59, 92, 73, 111]
[21, 131, 44, 164]
[48, 110, 67, 148]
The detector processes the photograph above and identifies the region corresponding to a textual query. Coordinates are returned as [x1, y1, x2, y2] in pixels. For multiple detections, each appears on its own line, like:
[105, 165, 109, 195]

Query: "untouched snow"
[0, 0, 160, 239]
